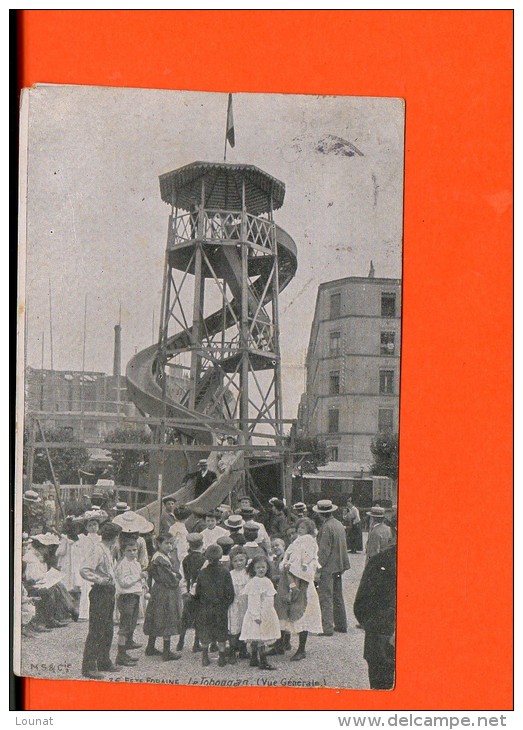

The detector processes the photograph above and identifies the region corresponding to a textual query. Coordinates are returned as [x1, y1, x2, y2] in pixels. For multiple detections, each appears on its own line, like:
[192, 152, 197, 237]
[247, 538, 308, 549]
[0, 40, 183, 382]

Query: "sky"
[22, 86, 404, 419]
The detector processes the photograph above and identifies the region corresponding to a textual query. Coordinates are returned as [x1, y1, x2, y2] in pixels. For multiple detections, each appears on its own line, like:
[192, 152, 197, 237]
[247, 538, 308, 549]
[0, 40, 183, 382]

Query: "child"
[243, 522, 267, 561]
[227, 546, 249, 664]
[240, 554, 281, 670]
[143, 533, 183, 662]
[194, 544, 235, 667]
[177, 532, 206, 652]
[168, 504, 191, 567]
[201, 511, 229, 550]
[114, 539, 147, 665]
[270, 538, 286, 587]
[80, 521, 123, 679]
[216, 535, 234, 568]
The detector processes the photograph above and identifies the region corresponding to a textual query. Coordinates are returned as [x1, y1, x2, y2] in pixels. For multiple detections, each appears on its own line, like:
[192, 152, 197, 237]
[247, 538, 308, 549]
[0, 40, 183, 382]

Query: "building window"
[381, 293, 396, 318]
[329, 370, 340, 395]
[328, 446, 339, 462]
[380, 331, 395, 355]
[330, 292, 341, 319]
[328, 408, 339, 433]
[379, 369, 394, 394]
[378, 408, 394, 432]
[330, 331, 340, 354]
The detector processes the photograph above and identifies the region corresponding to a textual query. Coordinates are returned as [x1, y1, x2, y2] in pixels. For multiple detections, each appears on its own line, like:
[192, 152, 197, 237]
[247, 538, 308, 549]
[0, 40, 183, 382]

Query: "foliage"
[103, 426, 152, 486]
[370, 432, 399, 481]
[25, 426, 90, 485]
[290, 435, 328, 472]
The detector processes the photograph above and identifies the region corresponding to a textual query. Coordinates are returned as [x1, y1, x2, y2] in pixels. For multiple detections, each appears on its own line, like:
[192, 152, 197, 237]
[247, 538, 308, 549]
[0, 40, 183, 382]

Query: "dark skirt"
[195, 602, 229, 644]
[143, 583, 182, 637]
[273, 568, 307, 623]
[347, 522, 363, 552]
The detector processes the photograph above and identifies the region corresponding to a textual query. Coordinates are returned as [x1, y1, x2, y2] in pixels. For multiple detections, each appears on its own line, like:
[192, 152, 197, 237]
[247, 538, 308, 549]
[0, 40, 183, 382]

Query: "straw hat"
[112, 510, 154, 534]
[74, 508, 109, 524]
[23, 490, 42, 504]
[224, 514, 244, 530]
[312, 499, 338, 514]
[292, 502, 307, 512]
[366, 506, 386, 518]
[113, 502, 130, 513]
[32, 532, 60, 546]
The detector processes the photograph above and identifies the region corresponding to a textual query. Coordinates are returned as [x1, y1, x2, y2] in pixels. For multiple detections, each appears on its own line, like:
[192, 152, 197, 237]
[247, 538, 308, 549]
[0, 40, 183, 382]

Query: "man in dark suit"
[313, 499, 351, 636]
[194, 459, 217, 499]
[354, 511, 397, 689]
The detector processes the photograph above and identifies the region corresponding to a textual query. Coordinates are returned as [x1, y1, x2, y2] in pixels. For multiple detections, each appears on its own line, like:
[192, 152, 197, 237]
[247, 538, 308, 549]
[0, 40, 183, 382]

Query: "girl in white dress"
[227, 546, 249, 664]
[274, 517, 323, 661]
[239, 554, 280, 670]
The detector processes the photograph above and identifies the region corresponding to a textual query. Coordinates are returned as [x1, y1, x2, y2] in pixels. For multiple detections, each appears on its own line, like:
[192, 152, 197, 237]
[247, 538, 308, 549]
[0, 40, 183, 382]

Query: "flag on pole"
[226, 93, 235, 148]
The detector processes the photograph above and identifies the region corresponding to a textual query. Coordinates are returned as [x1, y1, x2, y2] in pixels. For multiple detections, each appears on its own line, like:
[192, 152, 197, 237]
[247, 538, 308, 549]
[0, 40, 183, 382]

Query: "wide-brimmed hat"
[91, 492, 105, 504]
[23, 490, 42, 504]
[112, 510, 154, 534]
[224, 514, 244, 530]
[197, 459, 208, 467]
[312, 499, 338, 514]
[75, 509, 109, 524]
[113, 502, 130, 513]
[162, 494, 176, 505]
[293, 502, 307, 512]
[366, 506, 386, 518]
[32, 532, 60, 546]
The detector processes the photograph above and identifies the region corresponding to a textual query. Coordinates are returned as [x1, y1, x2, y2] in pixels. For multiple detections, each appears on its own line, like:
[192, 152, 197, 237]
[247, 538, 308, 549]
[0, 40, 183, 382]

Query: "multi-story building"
[297, 269, 401, 467]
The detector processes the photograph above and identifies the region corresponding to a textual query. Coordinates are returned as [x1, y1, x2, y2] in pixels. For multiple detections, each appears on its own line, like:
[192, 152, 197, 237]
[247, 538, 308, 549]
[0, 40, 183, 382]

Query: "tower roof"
[159, 161, 285, 215]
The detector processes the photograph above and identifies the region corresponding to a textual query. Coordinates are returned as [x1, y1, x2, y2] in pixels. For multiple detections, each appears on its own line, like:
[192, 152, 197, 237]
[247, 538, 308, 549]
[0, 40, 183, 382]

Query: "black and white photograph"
[15, 86, 404, 690]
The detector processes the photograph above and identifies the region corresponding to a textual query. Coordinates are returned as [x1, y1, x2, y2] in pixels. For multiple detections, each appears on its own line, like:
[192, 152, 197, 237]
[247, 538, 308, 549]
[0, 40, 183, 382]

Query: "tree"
[370, 432, 399, 481]
[290, 435, 328, 472]
[103, 426, 152, 486]
[25, 426, 90, 485]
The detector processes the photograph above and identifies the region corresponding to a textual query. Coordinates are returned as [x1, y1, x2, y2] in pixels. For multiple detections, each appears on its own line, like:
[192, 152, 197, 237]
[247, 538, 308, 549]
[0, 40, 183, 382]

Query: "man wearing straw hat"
[312, 499, 350, 636]
[365, 506, 392, 564]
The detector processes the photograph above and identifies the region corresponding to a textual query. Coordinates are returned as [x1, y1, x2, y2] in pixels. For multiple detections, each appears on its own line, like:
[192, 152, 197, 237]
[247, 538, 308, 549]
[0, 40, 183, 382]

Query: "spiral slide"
[129, 220, 297, 518]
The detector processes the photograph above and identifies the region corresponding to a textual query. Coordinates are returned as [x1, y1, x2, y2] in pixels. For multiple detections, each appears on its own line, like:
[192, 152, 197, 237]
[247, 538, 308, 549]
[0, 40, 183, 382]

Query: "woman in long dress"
[273, 517, 323, 661]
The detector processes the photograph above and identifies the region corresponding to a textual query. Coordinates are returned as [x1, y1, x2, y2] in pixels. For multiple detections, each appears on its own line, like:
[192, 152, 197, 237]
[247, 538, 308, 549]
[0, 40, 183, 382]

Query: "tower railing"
[168, 209, 275, 251]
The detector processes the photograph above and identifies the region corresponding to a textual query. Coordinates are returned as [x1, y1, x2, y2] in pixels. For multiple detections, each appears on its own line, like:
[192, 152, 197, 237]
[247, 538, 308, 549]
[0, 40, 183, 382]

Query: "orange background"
[18, 10, 513, 711]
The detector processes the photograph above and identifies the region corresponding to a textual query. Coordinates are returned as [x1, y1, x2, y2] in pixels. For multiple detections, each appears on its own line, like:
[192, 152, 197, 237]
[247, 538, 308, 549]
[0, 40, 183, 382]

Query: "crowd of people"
[21, 485, 397, 689]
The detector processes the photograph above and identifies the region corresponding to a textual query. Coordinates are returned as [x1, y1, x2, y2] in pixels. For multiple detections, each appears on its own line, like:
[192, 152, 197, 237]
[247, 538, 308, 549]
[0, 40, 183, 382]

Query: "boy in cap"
[194, 544, 235, 667]
[177, 532, 206, 652]
[114, 539, 147, 665]
[159, 495, 177, 534]
[216, 535, 234, 568]
[80, 521, 124, 679]
[243, 522, 267, 561]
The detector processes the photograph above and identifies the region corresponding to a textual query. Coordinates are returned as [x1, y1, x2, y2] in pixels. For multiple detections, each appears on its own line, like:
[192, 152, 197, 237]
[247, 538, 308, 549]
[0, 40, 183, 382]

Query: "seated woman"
[23, 533, 78, 629]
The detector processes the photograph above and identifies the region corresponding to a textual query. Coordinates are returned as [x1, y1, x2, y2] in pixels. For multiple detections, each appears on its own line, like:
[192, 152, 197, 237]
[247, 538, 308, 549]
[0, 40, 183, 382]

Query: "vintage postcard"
[15, 86, 404, 690]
